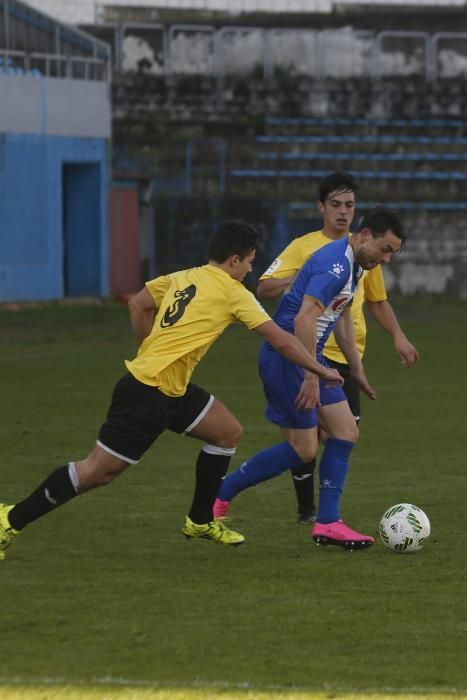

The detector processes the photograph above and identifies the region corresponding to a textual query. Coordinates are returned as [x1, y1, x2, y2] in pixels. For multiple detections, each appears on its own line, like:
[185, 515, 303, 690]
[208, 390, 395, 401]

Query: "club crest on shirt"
[328, 262, 345, 278]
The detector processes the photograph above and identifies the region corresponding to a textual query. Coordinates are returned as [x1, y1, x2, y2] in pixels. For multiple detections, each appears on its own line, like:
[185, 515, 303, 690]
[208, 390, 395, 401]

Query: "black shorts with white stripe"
[97, 373, 212, 464]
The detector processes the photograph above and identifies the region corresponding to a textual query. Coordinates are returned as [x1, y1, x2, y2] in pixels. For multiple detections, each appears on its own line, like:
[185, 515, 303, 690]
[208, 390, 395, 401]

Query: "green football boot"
[0, 504, 19, 560]
[182, 515, 244, 546]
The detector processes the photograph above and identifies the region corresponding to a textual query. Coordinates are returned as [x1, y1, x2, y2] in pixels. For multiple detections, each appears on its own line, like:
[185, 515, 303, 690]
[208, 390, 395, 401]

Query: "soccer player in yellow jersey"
[0, 220, 342, 559]
[257, 172, 419, 524]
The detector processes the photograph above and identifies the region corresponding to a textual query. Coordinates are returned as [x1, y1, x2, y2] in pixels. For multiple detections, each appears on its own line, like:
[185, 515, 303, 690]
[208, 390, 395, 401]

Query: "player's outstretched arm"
[334, 308, 376, 400]
[128, 287, 157, 343]
[257, 276, 293, 299]
[366, 299, 419, 368]
[254, 320, 343, 385]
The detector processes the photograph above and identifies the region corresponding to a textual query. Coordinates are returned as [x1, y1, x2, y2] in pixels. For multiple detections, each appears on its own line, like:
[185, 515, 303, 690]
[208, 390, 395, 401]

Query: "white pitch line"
[0, 677, 465, 694]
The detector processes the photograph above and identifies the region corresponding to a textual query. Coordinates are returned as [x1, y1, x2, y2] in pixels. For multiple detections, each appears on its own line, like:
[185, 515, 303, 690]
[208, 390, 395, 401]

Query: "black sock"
[188, 449, 231, 524]
[8, 464, 79, 531]
[291, 459, 316, 515]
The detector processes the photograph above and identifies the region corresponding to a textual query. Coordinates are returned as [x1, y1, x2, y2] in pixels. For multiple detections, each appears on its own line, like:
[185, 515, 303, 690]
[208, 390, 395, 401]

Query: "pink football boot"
[312, 520, 374, 550]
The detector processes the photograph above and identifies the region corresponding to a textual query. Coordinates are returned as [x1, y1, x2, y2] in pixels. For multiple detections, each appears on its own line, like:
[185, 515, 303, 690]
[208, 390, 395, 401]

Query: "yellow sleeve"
[364, 265, 387, 302]
[145, 275, 171, 308]
[259, 238, 304, 280]
[230, 284, 271, 330]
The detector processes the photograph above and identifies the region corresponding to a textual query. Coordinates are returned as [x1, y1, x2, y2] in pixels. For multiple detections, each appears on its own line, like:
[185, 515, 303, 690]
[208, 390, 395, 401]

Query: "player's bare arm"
[128, 287, 157, 343]
[293, 297, 323, 411]
[334, 308, 376, 400]
[256, 276, 294, 299]
[366, 299, 419, 367]
[254, 320, 343, 386]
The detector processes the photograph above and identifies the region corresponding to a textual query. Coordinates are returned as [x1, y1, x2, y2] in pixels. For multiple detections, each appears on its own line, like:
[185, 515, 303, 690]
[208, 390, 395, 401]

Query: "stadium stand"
[2, 1, 467, 296]
[226, 116, 467, 202]
[0, 0, 112, 301]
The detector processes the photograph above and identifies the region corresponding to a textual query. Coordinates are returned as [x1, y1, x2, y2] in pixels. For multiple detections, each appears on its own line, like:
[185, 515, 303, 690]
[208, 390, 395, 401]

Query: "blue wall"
[0, 134, 108, 301]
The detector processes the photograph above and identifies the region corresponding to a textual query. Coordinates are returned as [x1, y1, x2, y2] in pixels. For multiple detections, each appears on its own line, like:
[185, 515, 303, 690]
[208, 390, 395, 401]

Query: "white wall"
[0, 74, 111, 137]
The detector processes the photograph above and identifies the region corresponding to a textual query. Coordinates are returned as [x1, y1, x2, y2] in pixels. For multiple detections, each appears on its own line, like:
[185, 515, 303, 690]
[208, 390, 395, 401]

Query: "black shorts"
[325, 359, 361, 423]
[97, 373, 213, 464]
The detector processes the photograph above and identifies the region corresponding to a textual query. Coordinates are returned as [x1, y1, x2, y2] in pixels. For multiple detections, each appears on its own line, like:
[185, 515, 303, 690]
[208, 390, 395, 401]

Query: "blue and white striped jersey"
[271, 237, 362, 358]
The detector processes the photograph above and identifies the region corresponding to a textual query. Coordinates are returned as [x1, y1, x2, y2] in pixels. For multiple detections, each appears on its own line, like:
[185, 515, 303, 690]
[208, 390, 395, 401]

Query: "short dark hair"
[208, 219, 259, 263]
[358, 205, 406, 247]
[318, 172, 360, 203]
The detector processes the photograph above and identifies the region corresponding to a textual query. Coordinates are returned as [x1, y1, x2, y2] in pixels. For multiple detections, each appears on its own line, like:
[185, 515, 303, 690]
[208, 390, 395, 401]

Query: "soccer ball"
[379, 503, 431, 553]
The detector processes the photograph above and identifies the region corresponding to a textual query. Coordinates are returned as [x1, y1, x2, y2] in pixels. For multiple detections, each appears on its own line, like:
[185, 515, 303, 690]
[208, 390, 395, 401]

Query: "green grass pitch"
[0, 300, 466, 699]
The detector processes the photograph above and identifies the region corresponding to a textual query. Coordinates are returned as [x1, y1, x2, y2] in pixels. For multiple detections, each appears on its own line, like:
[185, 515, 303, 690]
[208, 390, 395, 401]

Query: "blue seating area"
[265, 116, 467, 130]
[128, 116, 467, 207]
[256, 135, 467, 145]
[230, 169, 467, 180]
[256, 152, 467, 162]
[221, 115, 467, 205]
[288, 201, 467, 211]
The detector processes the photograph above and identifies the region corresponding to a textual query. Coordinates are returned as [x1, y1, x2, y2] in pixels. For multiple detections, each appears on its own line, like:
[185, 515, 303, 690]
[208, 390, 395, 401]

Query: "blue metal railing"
[2, 0, 110, 63]
[0, 48, 109, 79]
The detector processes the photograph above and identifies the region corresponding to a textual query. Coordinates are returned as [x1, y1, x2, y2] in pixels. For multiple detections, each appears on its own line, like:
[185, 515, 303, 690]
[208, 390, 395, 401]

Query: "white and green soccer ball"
[379, 503, 431, 553]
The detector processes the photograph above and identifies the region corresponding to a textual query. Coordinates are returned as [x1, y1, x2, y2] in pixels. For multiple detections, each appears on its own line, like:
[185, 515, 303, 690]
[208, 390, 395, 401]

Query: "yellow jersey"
[260, 230, 387, 363]
[126, 264, 270, 396]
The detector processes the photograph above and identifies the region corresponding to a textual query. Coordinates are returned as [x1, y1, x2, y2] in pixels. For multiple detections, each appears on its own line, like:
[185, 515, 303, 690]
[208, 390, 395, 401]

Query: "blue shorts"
[258, 342, 347, 429]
